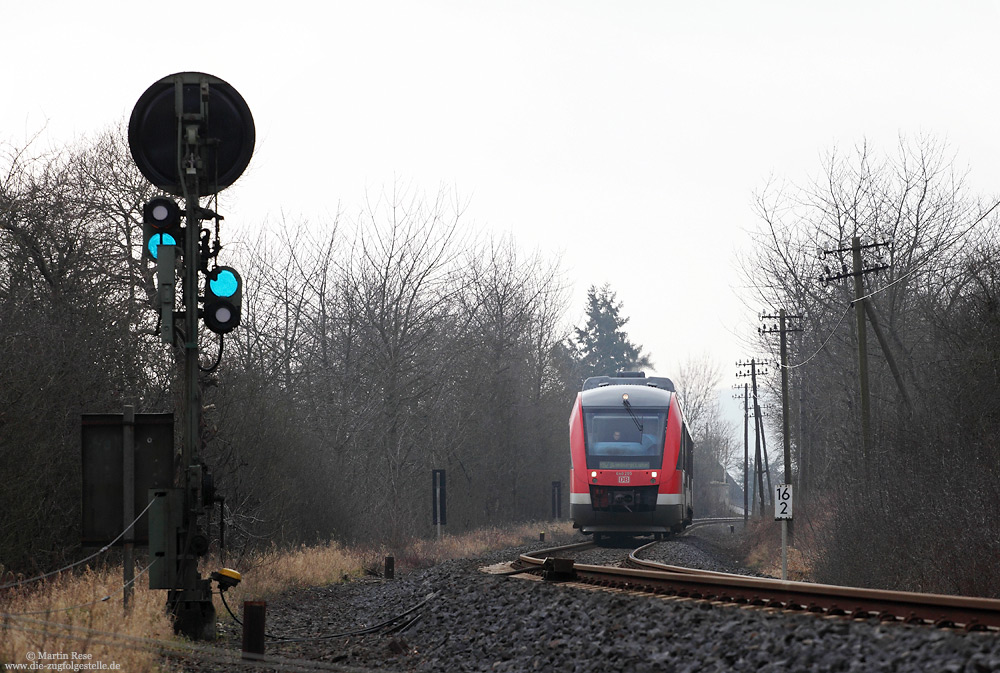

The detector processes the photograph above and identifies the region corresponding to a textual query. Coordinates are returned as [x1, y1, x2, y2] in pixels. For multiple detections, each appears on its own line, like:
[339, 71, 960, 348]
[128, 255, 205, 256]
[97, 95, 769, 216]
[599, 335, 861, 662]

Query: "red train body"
[569, 372, 693, 539]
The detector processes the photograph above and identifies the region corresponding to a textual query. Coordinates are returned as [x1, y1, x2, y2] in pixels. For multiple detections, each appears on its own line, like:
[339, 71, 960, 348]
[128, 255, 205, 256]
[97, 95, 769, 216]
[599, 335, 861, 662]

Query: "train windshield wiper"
[622, 397, 643, 434]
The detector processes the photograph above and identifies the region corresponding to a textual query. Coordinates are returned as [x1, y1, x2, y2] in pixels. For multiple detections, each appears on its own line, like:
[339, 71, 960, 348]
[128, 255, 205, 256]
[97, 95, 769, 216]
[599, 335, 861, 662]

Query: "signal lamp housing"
[203, 266, 243, 334]
[142, 196, 183, 260]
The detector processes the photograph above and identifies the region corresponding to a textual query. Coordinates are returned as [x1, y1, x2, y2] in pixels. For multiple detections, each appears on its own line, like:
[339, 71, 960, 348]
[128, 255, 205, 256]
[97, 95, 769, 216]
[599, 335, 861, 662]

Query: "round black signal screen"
[128, 72, 255, 197]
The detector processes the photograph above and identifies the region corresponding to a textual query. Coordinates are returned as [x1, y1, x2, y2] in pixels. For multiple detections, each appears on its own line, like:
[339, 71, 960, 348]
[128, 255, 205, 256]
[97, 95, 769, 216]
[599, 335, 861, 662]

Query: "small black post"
[551, 481, 562, 520]
[219, 497, 226, 564]
[385, 556, 395, 580]
[242, 601, 266, 659]
[122, 405, 135, 612]
[539, 532, 545, 542]
[432, 470, 446, 539]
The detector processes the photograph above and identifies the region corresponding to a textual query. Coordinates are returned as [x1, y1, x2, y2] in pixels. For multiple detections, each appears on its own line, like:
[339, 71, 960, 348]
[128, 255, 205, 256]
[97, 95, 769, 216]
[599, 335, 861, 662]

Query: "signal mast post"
[129, 72, 255, 640]
[179, 118, 210, 638]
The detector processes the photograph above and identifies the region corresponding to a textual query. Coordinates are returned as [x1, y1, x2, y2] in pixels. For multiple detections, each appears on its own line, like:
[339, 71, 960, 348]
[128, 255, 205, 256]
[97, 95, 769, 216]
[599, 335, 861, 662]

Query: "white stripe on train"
[570, 493, 685, 506]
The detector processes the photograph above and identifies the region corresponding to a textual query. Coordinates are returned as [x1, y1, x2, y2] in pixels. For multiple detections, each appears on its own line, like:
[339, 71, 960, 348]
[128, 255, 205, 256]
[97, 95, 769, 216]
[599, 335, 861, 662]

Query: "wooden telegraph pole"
[851, 237, 873, 464]
[760, 310, 802, 540]
[732, 383, 749, 524]
[821, 237, 891, 474]
[737, 359, 770, 515]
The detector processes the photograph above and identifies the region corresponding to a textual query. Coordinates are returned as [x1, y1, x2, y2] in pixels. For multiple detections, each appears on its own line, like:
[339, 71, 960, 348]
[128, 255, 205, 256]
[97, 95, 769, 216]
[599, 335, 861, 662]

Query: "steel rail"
[520, 541, 597, 559]
[517, 534, 1000, 631]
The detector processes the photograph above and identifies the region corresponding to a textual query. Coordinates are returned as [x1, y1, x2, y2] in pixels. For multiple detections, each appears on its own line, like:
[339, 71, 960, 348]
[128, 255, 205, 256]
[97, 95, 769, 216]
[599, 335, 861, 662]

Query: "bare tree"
[741, 135, 1000, 595]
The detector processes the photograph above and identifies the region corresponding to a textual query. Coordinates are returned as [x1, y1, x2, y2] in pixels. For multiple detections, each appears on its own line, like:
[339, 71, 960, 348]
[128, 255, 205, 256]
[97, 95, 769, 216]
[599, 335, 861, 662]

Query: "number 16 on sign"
[774, 484, 793, 520]
[774, 483, 792, 581]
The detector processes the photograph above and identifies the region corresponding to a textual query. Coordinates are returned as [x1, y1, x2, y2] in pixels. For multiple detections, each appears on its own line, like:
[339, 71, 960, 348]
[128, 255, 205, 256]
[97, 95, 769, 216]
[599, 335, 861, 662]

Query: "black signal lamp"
[144, 196, 181, 229]
[142, 196, 183, 260]
[203, 266, 242, 334]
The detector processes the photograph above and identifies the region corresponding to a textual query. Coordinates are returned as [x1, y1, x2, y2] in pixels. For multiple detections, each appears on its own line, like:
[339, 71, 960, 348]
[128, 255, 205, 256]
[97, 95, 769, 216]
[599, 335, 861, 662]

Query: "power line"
[780, 303, 853, 370]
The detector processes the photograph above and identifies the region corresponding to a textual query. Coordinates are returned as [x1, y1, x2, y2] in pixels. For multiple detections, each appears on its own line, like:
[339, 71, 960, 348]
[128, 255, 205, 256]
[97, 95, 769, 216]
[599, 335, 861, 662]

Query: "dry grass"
[1, 521, 573, 671]
[214, 540, 367, 611]
[741, 515, 820, 582]
[0, 564, 175, 672]
[221, 520, 575, 606]
[388, 521, 576, 573]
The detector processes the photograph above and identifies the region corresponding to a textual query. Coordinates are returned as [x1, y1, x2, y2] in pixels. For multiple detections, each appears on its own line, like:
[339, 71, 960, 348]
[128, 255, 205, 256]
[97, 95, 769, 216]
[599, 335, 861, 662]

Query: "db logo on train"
[616, 472, 631, 484]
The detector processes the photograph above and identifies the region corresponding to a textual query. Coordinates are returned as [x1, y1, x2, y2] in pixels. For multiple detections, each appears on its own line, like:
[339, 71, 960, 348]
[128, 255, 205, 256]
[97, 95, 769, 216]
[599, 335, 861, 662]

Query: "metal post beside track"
[242, 601, 266, 660]
[775, 483, 793, 581]
[781, 519, 788, 581]
[123, 405, 135, 611]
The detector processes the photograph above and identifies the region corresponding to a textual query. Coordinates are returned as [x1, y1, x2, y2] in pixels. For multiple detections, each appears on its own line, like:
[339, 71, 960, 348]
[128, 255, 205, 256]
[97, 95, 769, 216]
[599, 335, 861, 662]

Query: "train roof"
[580, 374, 675, 407]
[582, 373, 675, 392]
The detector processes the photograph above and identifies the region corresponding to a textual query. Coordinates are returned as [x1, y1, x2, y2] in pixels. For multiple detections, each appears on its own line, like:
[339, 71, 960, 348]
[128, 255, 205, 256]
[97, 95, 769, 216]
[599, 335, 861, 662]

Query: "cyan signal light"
[209, 269, 239, 298]
[147, 232, 177, 259]
[204, 266, 243, 334]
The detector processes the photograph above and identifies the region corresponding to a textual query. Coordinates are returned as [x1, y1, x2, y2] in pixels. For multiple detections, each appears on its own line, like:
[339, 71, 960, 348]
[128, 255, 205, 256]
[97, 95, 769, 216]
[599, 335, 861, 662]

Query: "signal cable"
[0, 497, 156, 591]
[217, 590, 438, 643]
[199, 333, 225, 373]
[0, 559, 157, 617]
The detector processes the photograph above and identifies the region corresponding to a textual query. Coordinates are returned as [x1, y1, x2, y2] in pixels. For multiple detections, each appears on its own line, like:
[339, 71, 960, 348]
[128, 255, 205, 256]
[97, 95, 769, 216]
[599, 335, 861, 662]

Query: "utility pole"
[741, 382, 748, 523]
[753, 401, 762, 514]
[863, 300, 914, 415]
[760, 310, 802, 488]
[821, 237, 890, 471]
[760, 310, 802, 541]
[798, 373, 806, 492]
[737, 359, 769, 515]
[731, 382, 749, 524]
[756, 390, 773, 506]
[851, 237, 872, 465]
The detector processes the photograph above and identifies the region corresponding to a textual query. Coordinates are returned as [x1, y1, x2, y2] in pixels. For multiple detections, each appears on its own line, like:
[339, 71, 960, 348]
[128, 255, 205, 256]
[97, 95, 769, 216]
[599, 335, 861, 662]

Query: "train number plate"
[616, 472, 630, 484]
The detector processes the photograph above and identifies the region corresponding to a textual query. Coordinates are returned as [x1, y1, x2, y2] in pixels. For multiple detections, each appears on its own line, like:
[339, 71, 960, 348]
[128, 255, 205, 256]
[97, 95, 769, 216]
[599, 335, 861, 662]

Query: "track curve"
[514, 522, 1000, 631]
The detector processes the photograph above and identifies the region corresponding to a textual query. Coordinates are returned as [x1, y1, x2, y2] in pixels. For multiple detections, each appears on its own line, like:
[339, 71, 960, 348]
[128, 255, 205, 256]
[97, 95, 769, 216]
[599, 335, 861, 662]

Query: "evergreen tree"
[571, 283, 651, 381]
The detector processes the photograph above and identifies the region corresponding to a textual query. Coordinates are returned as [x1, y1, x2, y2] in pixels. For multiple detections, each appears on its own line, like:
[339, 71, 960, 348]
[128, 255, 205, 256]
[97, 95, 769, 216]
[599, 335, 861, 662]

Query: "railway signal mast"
[128, 72, 255, 639]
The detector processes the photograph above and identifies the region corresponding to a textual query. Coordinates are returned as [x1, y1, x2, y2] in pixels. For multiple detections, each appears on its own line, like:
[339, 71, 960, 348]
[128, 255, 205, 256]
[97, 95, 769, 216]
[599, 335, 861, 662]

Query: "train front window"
[582, 408, 667, 469]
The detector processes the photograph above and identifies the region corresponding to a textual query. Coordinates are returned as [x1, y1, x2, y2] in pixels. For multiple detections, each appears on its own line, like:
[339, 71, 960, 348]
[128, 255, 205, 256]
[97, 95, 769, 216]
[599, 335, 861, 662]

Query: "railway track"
[513, 522, 1000, 632]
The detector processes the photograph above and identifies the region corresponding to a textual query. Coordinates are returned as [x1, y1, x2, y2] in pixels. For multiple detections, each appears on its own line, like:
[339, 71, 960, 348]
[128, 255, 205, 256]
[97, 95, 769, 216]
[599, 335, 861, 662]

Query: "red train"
[569, 372, 693, 541]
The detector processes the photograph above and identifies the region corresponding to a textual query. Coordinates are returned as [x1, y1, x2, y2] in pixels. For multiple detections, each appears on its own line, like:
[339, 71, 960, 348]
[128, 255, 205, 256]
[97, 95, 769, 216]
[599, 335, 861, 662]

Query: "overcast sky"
[5, 1, 999, 393]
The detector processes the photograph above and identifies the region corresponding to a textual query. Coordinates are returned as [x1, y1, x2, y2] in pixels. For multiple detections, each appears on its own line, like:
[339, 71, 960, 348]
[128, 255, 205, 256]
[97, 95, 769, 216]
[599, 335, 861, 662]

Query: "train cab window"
[582, 408, 667, 470]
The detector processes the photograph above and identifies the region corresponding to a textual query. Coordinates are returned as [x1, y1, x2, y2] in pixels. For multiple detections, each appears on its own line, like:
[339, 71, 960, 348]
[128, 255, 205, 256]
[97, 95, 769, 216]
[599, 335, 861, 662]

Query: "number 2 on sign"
[774, 484, 793, 520]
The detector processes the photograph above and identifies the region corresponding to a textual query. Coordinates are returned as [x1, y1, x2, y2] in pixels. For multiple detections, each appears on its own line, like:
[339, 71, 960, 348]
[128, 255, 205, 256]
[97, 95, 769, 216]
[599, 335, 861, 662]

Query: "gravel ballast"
[203, 526, 1000, 672]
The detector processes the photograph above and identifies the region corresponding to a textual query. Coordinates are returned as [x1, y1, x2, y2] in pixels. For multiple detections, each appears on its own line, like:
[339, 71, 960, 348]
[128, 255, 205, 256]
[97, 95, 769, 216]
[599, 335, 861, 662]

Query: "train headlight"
[651, 471, 658, 478]
[591, 470, 598, 482]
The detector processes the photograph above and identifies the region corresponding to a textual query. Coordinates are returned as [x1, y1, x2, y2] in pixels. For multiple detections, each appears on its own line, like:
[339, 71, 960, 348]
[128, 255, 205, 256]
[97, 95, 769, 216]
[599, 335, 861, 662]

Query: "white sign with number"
[774, 484, 793, 520]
